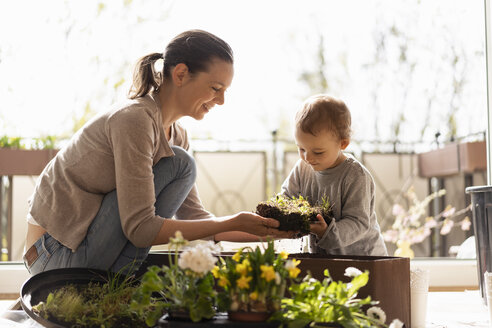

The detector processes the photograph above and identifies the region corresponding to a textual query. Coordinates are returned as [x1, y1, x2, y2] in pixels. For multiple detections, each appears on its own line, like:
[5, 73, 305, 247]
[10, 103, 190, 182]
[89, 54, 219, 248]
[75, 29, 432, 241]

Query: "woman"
[24, 30, 292, 275]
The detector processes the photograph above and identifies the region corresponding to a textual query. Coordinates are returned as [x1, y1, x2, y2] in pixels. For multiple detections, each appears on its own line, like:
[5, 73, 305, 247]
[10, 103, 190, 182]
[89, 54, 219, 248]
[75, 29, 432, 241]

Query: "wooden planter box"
[417, 141, 486, 178]
[140, 252, 410, 327]
[0, 148, 58, 176]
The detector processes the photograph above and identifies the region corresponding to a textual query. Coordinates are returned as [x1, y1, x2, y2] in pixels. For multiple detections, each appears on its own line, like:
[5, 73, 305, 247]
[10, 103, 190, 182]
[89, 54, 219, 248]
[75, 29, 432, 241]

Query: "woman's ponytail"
[128, 30, 233, 99]
[128, 53, 163, 99]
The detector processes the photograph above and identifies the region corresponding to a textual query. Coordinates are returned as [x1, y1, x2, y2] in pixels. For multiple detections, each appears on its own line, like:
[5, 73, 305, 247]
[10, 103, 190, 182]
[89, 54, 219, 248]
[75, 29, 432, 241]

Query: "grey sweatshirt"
[281, 156, 388, 256]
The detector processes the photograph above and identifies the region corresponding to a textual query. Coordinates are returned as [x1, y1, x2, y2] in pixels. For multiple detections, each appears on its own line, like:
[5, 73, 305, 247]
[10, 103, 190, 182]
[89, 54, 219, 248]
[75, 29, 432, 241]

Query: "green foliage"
[256, 194, 333, 234]
[0, 135, 58, 149]
[131, 234, 217, 325]
[214, 240, 299, 313]
[0, 136, 23, 148]
[32, 272, 148, 328]
[272, 270, 383, 328]
[270, 194, 331, 219]
[32, 135, 57, 149]
[132, 264, 216, 325]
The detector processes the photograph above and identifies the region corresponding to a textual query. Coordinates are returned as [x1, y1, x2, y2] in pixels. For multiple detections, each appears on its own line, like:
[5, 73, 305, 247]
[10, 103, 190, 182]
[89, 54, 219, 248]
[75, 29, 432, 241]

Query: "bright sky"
[0, 0, 487, 147]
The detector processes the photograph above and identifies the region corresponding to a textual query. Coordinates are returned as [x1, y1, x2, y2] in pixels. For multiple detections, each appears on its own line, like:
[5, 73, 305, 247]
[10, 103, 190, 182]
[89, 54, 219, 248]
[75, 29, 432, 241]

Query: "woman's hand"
[310, 214, 328, 239]
[231, 211, 299, 238]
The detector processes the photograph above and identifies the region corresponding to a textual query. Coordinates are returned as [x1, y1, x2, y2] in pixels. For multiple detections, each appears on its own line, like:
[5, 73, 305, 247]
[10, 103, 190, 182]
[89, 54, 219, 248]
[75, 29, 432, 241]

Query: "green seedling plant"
[131, 232, 218, 325]
[272, 268, 393, 328]
[213, 239, 301, 315]
[32, 270, 148, 328]
[256, 194, 333, 235]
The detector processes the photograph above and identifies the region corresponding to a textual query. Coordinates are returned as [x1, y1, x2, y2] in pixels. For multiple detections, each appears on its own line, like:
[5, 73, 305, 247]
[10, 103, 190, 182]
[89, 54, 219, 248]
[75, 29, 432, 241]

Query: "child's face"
[295, 128, 349, 171]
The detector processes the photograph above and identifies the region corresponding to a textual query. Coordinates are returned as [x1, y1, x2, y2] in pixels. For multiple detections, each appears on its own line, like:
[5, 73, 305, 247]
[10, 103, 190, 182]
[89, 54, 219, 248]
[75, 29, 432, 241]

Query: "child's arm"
[312, 172, 385, 254]
[280, 159, 303, 198]
[310, 214, 328, 238]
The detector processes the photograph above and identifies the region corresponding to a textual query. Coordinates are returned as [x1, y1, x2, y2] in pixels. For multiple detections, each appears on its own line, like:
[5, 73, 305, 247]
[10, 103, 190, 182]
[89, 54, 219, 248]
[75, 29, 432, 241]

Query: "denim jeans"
[25, 146, 196, 275]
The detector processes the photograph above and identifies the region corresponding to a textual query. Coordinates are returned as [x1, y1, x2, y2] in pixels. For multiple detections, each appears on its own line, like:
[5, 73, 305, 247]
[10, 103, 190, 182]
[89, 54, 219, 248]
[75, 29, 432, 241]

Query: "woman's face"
[178, 58, 234, 120]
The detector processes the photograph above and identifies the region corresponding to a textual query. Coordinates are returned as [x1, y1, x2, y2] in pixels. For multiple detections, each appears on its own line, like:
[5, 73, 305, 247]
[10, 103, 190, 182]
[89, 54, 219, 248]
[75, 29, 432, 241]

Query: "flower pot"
[228, 311, 272, 322]
[465, 185, 492, 304]
[417, 141, 486, 178]
[167, 310, 192, 321]
[141, 253, 411, 327]
[311, 323, 343, 328]
[0, 148, 58, 175]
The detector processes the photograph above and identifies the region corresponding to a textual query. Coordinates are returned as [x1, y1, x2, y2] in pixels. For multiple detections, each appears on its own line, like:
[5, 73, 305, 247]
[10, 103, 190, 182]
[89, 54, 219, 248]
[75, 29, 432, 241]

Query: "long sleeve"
[316, 172, 375, 250]
[280, 159, 303, 198]
[107, 106, 166, 248]
[280, 157, 387, 256]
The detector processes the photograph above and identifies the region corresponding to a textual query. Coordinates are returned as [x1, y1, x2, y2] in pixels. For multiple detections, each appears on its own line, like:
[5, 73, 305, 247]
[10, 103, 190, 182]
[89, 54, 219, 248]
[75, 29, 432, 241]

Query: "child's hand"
[309, 214, 328, 239]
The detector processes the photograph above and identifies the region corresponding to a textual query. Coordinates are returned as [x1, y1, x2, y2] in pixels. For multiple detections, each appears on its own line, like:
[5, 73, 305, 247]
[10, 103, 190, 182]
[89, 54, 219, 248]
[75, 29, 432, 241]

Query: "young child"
[281, 94, 387, 256]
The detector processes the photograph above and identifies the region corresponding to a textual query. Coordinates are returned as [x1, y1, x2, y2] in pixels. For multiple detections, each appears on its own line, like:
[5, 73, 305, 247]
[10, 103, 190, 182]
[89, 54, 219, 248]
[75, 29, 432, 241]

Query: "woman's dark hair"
[129, 29, 234, 99]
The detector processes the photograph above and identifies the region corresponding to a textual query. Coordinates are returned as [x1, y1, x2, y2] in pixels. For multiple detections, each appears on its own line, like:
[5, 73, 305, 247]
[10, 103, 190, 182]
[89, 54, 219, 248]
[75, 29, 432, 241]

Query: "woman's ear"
[172, 63, 189, 86]
[340, 139, 350, 150]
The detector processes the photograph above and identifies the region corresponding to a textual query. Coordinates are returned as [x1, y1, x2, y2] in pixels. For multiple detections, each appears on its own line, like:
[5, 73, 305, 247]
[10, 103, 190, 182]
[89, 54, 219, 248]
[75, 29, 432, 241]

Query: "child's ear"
[340, 139, 350, 150]
[172, 63, 190, 86]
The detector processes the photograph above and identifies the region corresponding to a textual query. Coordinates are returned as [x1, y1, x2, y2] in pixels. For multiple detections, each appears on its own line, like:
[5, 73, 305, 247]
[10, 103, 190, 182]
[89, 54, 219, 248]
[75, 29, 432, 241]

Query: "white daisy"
[367, 306, 386, 324]
[344, 266, 363, 278]
[389, 318, 404, 328]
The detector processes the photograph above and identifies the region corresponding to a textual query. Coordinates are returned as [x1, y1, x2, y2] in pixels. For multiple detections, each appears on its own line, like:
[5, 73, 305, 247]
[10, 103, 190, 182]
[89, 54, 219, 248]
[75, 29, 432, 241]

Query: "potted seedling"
[255, 194, 333, 236]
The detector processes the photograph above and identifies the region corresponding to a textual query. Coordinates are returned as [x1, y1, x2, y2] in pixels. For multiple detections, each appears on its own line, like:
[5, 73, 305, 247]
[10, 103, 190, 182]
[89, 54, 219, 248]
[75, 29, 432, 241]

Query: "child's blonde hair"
[295, 94, 352, 140]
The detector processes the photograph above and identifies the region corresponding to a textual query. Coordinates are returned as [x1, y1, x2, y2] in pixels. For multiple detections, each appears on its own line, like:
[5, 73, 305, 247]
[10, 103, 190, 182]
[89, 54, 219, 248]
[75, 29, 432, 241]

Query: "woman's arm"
[214, 229, 297, 242]
[151, 211, 287, 245]
[214, 231, 263, 242]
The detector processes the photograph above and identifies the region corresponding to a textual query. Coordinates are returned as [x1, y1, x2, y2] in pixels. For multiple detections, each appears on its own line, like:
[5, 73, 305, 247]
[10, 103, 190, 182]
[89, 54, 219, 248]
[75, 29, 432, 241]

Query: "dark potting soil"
[255, 196, 333, 236]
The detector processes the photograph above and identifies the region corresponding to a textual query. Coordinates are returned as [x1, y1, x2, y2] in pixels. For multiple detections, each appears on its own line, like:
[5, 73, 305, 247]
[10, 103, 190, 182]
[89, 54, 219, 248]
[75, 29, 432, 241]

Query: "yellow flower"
[288, 267, 301, 278]
[218, 276, 229, 287]
[249, 291, 258, 300]
[211, 266, 220, 278]
[236, 263, 247, 275]
[279, 251, 289, 260]
[232, 251, 241, 262]
[260, 265, 276, 282]
[236, 275, 252, 289]
[285, 259, 301, 278]
[235, 259, 251, 275]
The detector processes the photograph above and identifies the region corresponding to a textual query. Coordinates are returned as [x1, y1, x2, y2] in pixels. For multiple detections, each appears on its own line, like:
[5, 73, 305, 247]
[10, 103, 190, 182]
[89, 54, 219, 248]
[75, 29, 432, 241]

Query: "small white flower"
[441, 205, 456, 218]
[460, 217, 471, 231]
[383, 230, 399, 243]
[440, 219, 454, 235]
[392, 204, 405, 216]
[389, 318, 404, 328]
[178, 244, 218, 274]
[285, 260, 297, 270]
[344, 267, 362, 278]
[367, 306, 386, 324]
[424, 217, 437, 228]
